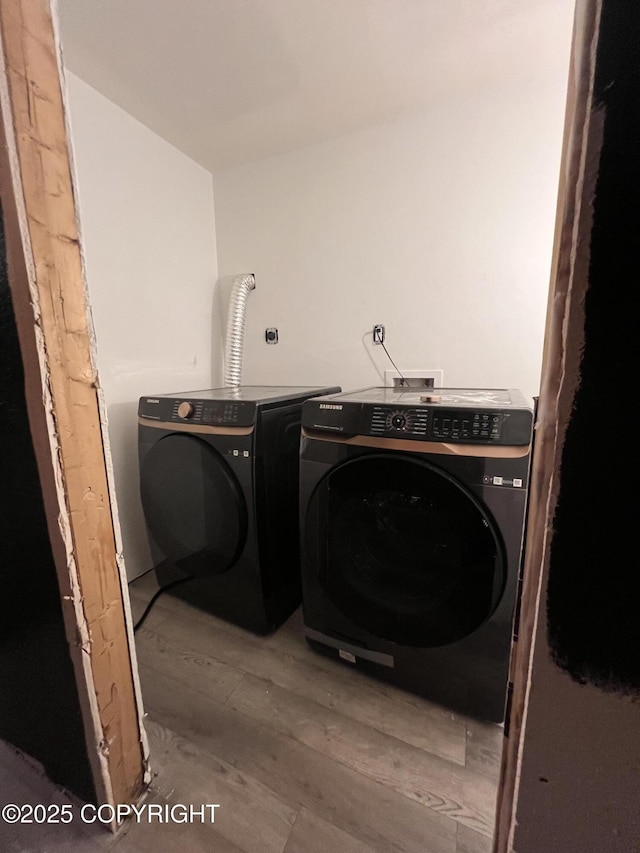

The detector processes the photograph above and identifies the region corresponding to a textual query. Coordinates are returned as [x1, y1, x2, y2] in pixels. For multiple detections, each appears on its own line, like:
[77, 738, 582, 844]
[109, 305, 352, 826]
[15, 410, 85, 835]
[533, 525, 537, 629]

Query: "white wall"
[65, 72, 218, 580]
[213, 76, 568, 403]
[65, 49, 569, 579]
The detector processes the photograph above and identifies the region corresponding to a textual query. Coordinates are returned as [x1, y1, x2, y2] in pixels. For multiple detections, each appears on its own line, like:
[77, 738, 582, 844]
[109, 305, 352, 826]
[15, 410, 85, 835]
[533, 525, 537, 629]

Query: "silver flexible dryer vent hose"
[223, 273, 256, 387]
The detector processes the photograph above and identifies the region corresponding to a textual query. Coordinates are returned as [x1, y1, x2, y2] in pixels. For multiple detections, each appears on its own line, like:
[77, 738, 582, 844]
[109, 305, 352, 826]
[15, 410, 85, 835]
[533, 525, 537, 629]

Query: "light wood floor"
[1, 575, 502, 852]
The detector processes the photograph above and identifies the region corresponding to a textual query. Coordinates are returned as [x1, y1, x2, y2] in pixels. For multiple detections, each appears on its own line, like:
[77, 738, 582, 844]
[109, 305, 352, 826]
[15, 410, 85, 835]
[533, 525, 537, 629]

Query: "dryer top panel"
[161, 385, 338, 403]
[302, 387, 533, 446]
[139, 385, 340, 427]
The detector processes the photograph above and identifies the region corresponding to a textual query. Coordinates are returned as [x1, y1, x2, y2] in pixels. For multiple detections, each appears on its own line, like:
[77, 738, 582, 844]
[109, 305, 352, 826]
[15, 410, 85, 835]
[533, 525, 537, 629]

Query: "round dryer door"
[309, 453, 504, 648]
[140, 434, 247, 577]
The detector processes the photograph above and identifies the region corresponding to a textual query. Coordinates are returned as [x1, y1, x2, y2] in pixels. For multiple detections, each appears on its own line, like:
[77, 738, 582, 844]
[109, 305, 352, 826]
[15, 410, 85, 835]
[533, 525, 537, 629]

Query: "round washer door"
[307, 453, 504, 647]
[140, 433, 247, 577]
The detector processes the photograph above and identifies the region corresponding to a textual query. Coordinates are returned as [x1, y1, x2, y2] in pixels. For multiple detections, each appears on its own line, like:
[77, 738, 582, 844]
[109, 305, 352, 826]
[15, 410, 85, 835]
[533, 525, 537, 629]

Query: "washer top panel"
[328, 387, 527, 408]
[302, 387, 533, 446]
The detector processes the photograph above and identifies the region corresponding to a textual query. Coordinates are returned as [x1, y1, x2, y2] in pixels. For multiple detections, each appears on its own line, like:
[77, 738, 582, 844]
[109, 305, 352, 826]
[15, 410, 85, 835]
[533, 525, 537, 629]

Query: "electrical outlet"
[373, 324, 385, 345]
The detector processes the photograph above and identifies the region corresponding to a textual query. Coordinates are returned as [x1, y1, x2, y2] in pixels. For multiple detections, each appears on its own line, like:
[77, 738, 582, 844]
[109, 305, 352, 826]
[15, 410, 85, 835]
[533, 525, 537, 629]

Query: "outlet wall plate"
[384, 369, 444, 388]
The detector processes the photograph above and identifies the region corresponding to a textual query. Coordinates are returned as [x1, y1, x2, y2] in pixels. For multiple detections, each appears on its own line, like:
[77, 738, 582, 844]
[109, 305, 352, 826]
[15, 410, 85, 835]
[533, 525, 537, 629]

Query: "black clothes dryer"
[138, 385, 339, 634]
[299, 387, 533, 721]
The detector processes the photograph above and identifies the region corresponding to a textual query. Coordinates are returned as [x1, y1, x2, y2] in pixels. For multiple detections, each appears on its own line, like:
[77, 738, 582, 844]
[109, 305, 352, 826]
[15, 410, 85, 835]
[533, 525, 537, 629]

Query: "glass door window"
[312, 454, 503, 647]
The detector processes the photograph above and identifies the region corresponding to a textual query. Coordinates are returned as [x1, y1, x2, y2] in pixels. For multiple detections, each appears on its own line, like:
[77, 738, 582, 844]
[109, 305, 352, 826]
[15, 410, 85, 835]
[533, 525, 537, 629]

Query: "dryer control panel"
[171, 399, 245, 426]
[138, 396, 256, 426]
[138, 386, 341, 428]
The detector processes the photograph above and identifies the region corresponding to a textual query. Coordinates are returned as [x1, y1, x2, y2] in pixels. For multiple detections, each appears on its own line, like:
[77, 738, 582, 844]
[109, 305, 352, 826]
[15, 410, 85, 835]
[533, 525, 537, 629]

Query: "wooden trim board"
[493, 1, 603, 850]
[0, 0, 147, 815]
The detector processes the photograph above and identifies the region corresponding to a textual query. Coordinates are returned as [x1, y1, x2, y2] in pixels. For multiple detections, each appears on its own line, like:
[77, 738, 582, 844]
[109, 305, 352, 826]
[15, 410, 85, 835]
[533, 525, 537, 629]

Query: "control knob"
[177, 401, 194, 419]
[387, 410, 408, 431]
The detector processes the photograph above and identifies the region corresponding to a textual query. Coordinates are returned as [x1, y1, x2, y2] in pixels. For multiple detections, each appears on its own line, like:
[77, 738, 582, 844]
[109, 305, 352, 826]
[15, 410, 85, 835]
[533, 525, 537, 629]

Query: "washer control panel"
[369, 406, 503, 441]
[303, 394, 532, 446]
[370, 407, 429, 438]
[431, 410, 503, 441]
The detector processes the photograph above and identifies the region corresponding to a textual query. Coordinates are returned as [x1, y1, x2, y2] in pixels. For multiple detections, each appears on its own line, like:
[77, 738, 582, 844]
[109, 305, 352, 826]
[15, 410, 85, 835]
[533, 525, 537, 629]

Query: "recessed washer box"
[384, 369, 443, 388]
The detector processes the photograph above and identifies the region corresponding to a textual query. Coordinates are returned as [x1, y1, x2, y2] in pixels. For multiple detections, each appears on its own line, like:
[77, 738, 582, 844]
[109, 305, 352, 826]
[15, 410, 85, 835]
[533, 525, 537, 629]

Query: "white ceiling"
[58, 0, 574, 172]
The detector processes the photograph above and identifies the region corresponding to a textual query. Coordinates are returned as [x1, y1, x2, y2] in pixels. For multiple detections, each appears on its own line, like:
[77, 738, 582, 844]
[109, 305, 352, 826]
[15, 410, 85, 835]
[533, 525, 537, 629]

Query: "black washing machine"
[299, 386, 533, 721]
[138, 385, 339, 634]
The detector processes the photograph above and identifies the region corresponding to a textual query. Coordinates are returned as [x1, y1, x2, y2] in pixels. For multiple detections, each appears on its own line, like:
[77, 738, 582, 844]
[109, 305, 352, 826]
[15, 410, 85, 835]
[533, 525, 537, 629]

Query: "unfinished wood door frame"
[0, 0, 148, 813]
[493, 0, 602, 849]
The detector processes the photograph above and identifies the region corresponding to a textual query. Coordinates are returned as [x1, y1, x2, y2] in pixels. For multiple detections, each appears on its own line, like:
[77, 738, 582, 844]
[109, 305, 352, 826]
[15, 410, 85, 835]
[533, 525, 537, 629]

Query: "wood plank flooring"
[131, 574, 502, 852]
[0, 575, 503, 852]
